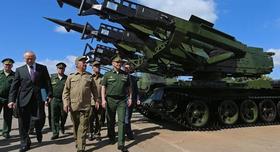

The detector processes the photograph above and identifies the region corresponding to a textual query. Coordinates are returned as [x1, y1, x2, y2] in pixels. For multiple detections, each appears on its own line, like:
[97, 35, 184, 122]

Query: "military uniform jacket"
[102, 69, 129, 99]
[51, 73, 67, 100]
[63, 71, 98, 111]
[0, 70, 15, 103]
[91, 73, 103, 105]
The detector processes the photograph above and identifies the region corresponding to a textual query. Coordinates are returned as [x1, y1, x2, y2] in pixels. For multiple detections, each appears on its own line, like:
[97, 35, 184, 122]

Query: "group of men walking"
[0, 51, 139, 152]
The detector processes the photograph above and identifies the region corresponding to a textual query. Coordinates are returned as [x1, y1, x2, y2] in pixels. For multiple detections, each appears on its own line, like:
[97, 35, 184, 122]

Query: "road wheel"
[259, 100, 276, 122]
[218, 100, 239, 125]
[240, 100, 258, 124]
[186, 101, 209, 128]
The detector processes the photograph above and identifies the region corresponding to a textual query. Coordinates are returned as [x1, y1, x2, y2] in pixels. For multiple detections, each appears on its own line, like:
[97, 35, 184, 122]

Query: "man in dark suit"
[8, 51, 53, 152]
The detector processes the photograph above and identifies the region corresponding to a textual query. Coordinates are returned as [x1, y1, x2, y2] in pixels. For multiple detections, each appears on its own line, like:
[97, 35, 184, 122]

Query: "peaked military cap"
[111, 55, 123, 62]
[56, 62, 67, 68]
[75, 56, 88, 64]
[92, 61, 101, 66]
[2, 58, 14, 65]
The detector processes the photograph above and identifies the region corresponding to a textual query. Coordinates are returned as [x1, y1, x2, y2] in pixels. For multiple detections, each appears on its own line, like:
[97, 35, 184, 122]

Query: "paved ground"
[1, 111, 280, 152]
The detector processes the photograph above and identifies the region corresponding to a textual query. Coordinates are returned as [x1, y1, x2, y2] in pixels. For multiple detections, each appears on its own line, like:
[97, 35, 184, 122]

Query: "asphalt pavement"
[1, 110, 280, 152]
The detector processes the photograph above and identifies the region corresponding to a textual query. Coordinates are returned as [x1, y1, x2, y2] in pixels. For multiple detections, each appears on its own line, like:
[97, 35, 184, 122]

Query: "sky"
[0, 0, 279, 78]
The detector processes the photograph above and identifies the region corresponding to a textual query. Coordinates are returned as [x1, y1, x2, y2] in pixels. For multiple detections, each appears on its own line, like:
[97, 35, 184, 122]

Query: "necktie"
[30, 65, 35, 81]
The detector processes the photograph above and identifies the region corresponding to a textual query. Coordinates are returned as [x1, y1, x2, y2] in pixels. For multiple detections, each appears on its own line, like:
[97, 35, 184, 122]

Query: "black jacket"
[9, 63, 53, 107]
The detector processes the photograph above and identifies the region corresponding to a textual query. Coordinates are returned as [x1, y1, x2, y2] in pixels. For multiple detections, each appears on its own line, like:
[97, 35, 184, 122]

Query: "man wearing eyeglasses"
[50, 62, 68, 140]
[0, 58, 15, 139]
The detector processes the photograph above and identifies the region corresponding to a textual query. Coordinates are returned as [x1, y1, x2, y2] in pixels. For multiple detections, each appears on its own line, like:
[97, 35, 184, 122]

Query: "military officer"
[50, 62, 68, 140]
[0, 58, 15, 139]
[63, 56, 98, 152]
[88, 61, 104, 141]
[101, 55, 132, 152]
[124, 62, 140, 140]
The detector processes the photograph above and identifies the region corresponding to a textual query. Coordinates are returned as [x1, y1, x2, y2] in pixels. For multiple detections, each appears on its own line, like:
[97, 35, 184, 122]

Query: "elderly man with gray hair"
[63, 56, 99, 152]
[8, 51, 53, 152]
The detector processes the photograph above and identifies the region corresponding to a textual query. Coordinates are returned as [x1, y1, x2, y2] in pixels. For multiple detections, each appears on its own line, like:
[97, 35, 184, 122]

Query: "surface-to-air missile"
[46, 0, 280, 130]
[45, 17, 183, 76]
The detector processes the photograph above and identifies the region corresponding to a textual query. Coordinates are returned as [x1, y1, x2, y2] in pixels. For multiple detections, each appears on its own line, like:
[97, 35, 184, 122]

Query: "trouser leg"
[51, 100, 61, 136]
[71, 111, 79, 148]
[116, 100, 126, 147]
[34, 109, 45, 141]
[88, 106, 94, 134]
[48, 102, 52, 129]
[2, 103, 13, 136]
[60, 103, 68, 132]
[19, 102, 32, 148]
[100, 107, 106, 126]
[77, 110, 90, 151]
[125, 104, 134, 137]
[106, 99, 117, 140]
[94, 107, 101, 136]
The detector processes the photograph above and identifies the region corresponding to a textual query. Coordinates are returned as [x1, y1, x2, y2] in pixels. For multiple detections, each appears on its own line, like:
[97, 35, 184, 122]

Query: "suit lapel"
[23, 65, 32, 80]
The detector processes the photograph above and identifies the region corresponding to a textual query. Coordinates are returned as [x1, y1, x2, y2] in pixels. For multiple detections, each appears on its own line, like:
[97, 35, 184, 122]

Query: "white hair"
[23, 50, 36, 58]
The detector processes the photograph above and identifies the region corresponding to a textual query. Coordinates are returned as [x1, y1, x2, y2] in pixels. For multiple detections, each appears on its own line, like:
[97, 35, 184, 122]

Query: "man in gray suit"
[8, 51, 53, 152]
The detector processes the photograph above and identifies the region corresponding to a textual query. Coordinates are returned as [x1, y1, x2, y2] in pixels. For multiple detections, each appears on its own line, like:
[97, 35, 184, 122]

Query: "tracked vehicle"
[46, 0, 280, 129]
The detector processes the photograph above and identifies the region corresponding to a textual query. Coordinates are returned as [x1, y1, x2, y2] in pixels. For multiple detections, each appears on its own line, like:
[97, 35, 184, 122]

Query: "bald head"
[24, 51, 36, 65]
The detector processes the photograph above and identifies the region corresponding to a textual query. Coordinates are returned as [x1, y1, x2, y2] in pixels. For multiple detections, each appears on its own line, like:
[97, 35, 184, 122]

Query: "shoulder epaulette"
[50, 73, 57, 77]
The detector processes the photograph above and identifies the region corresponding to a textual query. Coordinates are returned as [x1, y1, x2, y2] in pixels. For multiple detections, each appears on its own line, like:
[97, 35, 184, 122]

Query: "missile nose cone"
[44, 17, 72, 32]
[44, 17, 57, 23]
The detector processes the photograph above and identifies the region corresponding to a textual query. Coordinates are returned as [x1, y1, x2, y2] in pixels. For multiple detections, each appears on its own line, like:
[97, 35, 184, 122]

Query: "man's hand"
[64, 105, 70, 113]
[8, 102, 16, 109]
[48, 97, 52, 103]
[45, 97, 52, 107]
[137, 99, 141, 105]
[95, 101, 100, 110]
[127, 98, 132, 107]
[102, 100, 106, 109]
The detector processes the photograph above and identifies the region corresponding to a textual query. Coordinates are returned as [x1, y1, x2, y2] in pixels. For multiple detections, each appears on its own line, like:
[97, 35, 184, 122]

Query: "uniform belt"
[107, 95, 126, 100]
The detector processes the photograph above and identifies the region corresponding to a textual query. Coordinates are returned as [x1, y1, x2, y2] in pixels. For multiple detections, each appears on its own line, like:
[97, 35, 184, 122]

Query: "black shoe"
[96, 135, 102, 141]
[118, 145, 128, 152]
[88, 133, 95, 141]
[126, 135, 134, 140]
[51, 135, 59, 140]
[29, 129, 36, 135]
[27, 138, 31, 147]
[61, 127, 65, 134]
[19, 146, 30, 152]
[2, 133, 10, 139]
[37, 133, 42, 143]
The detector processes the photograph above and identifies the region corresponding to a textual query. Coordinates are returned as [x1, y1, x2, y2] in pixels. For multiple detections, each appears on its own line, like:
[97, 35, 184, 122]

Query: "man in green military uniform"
[101, 55, 132, 152]
[50, 62, 68, 140]
[88, 61, 104, 141]
[63, 56, 98, 152]
[0, 58, 15, 139]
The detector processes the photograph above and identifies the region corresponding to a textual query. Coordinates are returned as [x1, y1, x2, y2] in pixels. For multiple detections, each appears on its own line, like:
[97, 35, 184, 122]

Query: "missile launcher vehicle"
[46, 0, 280, 130]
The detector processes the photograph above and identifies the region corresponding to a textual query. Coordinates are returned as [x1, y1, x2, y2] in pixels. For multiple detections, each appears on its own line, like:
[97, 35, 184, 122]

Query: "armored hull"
[139, 79, 280, 130]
